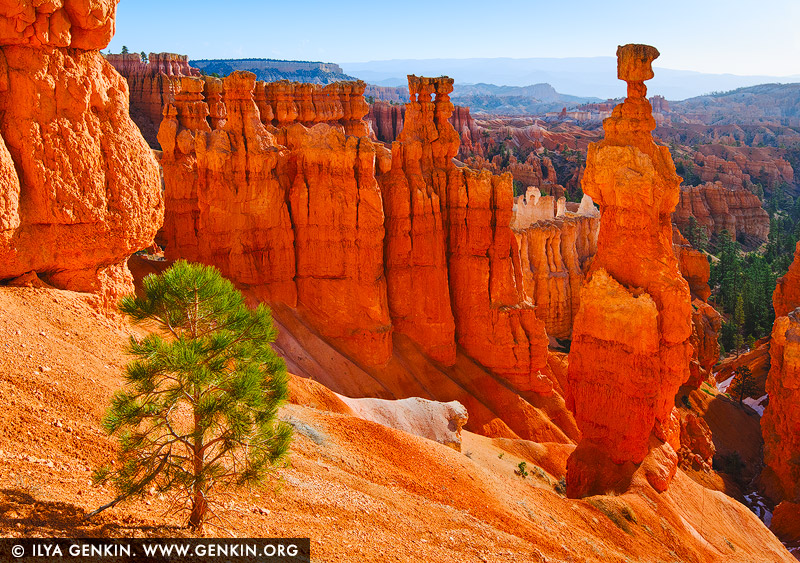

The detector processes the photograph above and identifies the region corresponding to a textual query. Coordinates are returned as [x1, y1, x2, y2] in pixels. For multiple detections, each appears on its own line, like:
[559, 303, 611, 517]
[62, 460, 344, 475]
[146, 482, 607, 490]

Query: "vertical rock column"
[379, 75, 551, 391]
[762, 248, 800, 503]
[566, 45, 692, 497]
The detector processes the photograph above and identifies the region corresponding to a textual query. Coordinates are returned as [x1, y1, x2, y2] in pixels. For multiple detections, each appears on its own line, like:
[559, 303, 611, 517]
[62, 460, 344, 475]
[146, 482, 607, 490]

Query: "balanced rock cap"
[616, 44, 660, 82]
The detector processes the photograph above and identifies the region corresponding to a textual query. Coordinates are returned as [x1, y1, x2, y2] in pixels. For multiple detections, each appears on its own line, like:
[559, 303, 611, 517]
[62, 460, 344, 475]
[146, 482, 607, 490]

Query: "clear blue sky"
[107, 0, 800, 77]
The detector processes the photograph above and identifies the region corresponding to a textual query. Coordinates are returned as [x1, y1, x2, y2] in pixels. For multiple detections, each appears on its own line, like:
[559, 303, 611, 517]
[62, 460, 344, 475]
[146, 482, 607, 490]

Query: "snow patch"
[717, 374, 735, 393]
[742, 394, 768, 416]
[744, 491, 773, 527]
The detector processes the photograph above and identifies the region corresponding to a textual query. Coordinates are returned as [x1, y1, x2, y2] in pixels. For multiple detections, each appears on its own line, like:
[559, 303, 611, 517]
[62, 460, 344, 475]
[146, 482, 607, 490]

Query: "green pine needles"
[89, 261, 292, 532]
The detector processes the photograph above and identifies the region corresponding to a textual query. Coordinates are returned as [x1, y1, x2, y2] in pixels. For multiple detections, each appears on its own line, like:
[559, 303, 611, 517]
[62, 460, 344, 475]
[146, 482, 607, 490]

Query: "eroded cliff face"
[511, 187, 599, 338]
[377, 76, 551, 390]
[565, 45, 693, 498]
[762, 245, 800, 504]
[762, 310, 800, 502]
[0, 0, 162, 303]
[159, 73, 390, 365]
[674, 181, 769, 243]
[158, 72, 571, 443]
[106, 52, 198, 147]
[773, 241, 800, 318]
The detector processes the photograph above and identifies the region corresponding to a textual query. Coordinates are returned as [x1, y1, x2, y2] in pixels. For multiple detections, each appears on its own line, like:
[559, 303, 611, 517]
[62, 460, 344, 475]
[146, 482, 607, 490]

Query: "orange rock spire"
[565, 45, 692, 497]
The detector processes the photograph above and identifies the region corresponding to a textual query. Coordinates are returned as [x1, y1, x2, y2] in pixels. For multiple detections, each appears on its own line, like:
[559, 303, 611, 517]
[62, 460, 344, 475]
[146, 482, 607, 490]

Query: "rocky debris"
[677, 411, 715, 471]
[0, 2, 162, 305]
[565, 45, 692, 498]
[337, 395, 468, 451]
[674, 181, 769, 243]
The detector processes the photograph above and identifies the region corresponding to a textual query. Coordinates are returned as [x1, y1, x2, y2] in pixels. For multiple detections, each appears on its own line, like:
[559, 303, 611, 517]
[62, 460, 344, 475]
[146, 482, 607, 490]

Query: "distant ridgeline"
[190, 58, 357, 84]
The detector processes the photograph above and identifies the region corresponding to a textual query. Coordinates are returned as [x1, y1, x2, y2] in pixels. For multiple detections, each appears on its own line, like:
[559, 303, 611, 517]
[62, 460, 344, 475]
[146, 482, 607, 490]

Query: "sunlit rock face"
[0, 0, 163, 305]
[565, 44, 692, 498]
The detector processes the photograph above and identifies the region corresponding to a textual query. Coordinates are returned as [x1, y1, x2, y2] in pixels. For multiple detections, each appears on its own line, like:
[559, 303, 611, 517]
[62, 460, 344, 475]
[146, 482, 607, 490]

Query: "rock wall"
[674, 181, 769, 243]
[106, 52, 198, 147]
[160, 73, 552, 393]
[762, 310, 800, 502]
[511, 187, 600, 338]
[565, 45, 693, 497]
[0, 0, 162, 303]
[159, 72, 390, 365]
[256, 80, 369, 137]
[368, 100, 484, 157]
[377, 75, 551, 390]
[773, 240, 800, 318]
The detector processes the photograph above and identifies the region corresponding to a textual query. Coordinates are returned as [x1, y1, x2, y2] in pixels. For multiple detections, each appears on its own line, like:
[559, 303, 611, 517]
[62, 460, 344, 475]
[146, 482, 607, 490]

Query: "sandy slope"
[0, 286, 794, 562]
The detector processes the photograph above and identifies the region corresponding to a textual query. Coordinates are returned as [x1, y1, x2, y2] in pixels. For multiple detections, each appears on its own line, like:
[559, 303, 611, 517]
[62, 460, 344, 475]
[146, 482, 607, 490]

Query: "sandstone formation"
[692, 144, 793, 189]
[511, 188, 599, 338]
[160, 72, 564, 442]
[773, 240, 800, 318]
[159, 72, 390, 365]
[368, 101, 404, 143]
[0, 1, 162, 304]
[762, 309, 800, 502]
[106, 52, 199, 147]
[763, 246, 800, 503]
[565, 45, 693, 498]
[377, 75, 551, 389]
[674, 181, 769, 243]
[257, 80, 369, 137]
[337, 396, 468, 451]
[0, 0, 117, 49]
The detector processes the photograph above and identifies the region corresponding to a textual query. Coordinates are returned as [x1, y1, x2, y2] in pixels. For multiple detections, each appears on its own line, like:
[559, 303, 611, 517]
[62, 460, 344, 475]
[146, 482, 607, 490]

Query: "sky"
[107, 0, 800, 78]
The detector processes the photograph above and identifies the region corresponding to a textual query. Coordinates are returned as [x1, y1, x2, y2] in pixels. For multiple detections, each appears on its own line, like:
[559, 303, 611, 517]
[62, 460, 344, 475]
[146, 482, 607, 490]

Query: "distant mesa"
[190, 58, 356, 84]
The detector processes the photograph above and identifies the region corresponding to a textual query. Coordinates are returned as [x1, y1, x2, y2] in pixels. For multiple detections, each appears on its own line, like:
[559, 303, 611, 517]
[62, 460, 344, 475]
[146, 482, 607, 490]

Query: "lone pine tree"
[90, 261, 292, 531]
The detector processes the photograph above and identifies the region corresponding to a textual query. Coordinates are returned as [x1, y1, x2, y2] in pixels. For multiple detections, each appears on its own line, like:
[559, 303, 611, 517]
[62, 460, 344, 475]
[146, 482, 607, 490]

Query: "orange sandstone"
[0, 2, 162, 303]
[566, 45, 692, 497]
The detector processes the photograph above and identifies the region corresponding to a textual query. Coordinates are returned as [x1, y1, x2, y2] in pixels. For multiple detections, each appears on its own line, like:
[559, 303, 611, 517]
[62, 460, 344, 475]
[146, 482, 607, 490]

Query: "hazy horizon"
[108, 0, 800, 77]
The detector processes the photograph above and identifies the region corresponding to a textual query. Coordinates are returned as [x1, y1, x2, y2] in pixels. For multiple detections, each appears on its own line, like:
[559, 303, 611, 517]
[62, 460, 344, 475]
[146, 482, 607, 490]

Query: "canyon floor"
[0, 285, 794, 562]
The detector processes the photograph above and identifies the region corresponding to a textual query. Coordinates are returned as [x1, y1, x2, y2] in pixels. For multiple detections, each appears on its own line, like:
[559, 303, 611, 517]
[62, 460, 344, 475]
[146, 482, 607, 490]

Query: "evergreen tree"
[121, 45, 129, 54]
[729, 366, 758, 405]
[90, 261, 292, 531]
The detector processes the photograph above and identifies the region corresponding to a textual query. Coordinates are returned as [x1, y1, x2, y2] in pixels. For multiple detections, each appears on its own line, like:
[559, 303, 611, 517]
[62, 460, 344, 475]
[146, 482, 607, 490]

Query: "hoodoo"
[763, 245, 800, 505]
[0, 0, 163, 303]
[565, 45, 693, 497]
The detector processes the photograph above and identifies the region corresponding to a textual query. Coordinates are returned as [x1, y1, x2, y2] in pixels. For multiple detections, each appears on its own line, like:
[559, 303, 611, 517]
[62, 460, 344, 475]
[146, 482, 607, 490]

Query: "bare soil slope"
[0, 287, 793, 562]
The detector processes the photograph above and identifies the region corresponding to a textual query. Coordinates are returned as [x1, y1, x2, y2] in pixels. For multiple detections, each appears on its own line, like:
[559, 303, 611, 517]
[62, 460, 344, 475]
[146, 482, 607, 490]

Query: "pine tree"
[90, 261, 292, 532]
[729, 366, 758, 405]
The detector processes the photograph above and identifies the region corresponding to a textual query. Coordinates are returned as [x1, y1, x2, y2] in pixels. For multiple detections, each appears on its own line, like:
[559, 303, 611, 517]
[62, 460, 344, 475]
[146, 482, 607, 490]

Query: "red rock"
[0, 0, 117, 49]
[258, 80, 369, 137]
[368, 100, 404, 143]
[160, 72, 390, 365]
[379, 75, 551, 387]
[771, 501, 800, 543]
[677, 411, 715, 471]
[0, 31, 162, 303]
[674, 181, 769, 243]
[513, 191, 599, 338]
[773, 241, 800, 318]
[106, 52, 199, 147]
[762, 310, 800, 502]
[565, 45, 693, 497]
